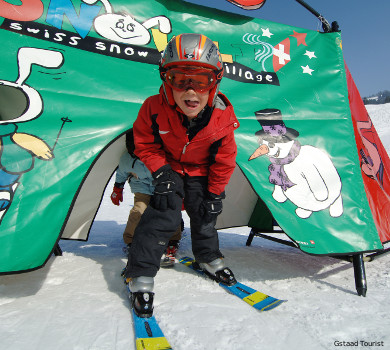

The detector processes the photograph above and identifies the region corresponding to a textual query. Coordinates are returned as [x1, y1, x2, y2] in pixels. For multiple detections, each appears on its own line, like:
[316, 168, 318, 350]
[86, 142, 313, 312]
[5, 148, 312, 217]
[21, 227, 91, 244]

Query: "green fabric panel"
[0, 0, 383, 273]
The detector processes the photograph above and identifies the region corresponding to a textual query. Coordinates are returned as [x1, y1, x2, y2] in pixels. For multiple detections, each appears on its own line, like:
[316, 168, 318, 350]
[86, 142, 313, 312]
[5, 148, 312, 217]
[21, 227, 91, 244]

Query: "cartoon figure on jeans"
[82, 0, 172, 45]
[110, 129, 183, 267]
[123, 33, 240, 318]
[0, 47, 64, 225]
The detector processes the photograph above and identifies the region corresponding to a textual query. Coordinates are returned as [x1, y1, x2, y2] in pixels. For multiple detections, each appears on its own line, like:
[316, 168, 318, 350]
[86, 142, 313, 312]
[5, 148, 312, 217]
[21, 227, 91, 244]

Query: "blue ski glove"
[152, 165, 182, 210]
[199, 191, 225, 223]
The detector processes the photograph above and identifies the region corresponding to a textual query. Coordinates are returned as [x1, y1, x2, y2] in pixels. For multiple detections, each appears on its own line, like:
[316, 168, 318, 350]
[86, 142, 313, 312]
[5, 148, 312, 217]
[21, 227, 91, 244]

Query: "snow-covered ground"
[1, 104, 390, 350]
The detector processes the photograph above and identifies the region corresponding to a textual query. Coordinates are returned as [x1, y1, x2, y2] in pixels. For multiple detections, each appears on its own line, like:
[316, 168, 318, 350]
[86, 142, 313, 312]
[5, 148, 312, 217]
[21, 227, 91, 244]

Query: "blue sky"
[185, 0, 390, 97]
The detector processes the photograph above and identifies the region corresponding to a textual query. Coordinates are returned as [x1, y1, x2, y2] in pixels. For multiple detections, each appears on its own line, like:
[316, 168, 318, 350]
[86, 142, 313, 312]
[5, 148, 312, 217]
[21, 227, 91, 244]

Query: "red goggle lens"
[164, 68, 217, 92]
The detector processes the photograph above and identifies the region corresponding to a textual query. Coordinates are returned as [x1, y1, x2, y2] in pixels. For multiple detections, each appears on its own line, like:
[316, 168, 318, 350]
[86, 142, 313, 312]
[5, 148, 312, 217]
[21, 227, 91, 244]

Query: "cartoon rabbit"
[82, 0, 171, 45]
[0, 47, 64, 223]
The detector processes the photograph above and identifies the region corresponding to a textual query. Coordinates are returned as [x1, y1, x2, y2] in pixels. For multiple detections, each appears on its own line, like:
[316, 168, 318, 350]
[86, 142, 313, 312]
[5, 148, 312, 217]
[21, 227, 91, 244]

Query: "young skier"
[124, 33, 239, 317]
[111, 130, 182, 267]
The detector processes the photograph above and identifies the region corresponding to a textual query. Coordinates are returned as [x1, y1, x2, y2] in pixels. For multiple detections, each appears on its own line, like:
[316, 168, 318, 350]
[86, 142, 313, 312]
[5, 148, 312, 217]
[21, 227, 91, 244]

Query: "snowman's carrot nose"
[249, 144, 269, 160]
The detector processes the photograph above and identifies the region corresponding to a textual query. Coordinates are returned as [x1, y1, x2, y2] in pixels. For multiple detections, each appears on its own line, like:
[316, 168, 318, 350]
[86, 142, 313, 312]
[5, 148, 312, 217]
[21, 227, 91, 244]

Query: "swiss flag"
[273, 38, 291, 72]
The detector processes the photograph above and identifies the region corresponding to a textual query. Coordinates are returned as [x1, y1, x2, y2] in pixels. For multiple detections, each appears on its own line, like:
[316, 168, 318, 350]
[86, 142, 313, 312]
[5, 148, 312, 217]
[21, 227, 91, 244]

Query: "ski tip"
[135, 336, 173, 350]
[258, 298, 287, 311]
[180, 256, 286, 312]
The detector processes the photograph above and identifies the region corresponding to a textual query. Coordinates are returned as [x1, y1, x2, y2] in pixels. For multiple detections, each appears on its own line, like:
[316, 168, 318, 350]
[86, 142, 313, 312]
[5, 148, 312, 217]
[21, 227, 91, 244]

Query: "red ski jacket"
[133, 89, 239, 196]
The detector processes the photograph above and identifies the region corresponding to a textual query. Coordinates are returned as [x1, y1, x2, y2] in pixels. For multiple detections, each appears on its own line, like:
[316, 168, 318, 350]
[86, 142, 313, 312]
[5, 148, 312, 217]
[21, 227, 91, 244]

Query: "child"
[110, 130, 182, 267]
[124, 33, 239, 317]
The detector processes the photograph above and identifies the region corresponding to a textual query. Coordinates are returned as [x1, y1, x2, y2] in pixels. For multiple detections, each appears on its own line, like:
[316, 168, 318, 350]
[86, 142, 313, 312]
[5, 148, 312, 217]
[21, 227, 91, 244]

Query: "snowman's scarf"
[268, 141, 301, 191]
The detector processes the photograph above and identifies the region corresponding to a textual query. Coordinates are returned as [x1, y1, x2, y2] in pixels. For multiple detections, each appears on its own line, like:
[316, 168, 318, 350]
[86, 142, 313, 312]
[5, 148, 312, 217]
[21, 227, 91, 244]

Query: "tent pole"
[293, 0, 339, 33]
[247, 229, 371, 296]
[352, 254, 367, 297]
[365, 247, 390, 261]
[53, 243, 63, 256]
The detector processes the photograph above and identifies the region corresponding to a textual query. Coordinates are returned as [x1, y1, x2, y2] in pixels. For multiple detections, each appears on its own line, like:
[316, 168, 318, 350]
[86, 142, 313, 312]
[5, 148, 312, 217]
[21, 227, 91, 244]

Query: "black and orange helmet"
[159, 33, 224, 107]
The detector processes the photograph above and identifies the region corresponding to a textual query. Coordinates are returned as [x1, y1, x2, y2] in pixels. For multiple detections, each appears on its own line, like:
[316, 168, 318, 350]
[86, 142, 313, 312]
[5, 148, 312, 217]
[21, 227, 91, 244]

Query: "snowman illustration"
[249, 108, 343, 219]
[0, 47, 65, 224]
[82, 0, 172, 45]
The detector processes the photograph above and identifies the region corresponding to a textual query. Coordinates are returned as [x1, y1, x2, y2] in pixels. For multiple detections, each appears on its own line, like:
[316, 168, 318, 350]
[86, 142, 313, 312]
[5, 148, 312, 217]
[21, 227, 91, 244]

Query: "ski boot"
[198, 258, 237, 286]
[128, 276, 154, 318]
[160, 240, 179, 268]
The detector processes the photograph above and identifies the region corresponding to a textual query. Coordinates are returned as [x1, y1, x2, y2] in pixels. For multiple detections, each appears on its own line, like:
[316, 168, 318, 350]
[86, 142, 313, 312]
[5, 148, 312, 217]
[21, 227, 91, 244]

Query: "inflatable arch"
[1, 0, 389, 297]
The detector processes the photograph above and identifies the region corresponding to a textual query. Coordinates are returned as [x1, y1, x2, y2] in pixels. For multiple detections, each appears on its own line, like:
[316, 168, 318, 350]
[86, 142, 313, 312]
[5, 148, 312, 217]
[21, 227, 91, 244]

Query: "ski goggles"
[163, 67, 220, 92]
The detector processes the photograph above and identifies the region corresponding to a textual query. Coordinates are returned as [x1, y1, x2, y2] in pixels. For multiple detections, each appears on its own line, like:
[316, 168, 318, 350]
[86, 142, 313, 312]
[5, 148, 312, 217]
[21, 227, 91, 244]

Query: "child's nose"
[185, 86, 196, 92]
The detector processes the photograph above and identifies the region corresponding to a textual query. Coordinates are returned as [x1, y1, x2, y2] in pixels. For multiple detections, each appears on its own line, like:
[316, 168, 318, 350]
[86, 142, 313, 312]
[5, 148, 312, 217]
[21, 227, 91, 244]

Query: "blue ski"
[125, 282, 173, 350]
[179, 256, 285, 311]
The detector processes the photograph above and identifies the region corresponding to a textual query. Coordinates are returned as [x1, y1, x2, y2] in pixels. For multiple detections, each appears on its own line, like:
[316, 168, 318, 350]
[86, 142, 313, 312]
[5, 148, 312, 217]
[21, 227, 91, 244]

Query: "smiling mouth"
[271, 148, 280, 158]
[110, 28, 142, 40]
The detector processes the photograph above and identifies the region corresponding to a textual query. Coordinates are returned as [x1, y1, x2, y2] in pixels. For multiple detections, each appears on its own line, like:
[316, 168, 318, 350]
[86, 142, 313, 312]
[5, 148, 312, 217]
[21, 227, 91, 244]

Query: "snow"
[366, 103, 390, 154]
[1, 104, 390, 350]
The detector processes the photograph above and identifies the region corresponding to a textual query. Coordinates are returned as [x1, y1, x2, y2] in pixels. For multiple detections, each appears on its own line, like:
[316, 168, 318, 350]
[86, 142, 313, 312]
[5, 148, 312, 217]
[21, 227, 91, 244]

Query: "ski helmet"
[159, 33, 224, 107]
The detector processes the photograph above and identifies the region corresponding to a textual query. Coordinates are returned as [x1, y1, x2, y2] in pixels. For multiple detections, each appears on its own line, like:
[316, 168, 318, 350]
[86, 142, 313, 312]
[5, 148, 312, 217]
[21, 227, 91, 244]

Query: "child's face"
[173, 88, 209, 120]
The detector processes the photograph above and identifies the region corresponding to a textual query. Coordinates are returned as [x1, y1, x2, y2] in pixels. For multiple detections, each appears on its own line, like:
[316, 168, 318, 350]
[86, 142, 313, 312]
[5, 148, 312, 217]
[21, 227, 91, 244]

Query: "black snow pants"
[125, 174, 223, 278]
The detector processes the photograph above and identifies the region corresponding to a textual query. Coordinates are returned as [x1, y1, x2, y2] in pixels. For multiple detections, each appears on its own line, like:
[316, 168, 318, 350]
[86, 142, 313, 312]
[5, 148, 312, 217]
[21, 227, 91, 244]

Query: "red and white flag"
[273, 38, 291, 72]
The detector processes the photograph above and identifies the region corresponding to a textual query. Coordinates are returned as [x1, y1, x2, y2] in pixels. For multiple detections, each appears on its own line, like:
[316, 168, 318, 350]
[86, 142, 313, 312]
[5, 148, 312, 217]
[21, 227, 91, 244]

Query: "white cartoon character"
[249, 109, 343, 219]
[82, 0, 172, 45]
[0, 47, 65, 224]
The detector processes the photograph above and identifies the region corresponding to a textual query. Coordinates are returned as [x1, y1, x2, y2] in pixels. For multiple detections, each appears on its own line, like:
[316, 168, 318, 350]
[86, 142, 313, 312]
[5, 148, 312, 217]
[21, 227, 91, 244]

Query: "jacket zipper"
[182, 119, 238, 155]
[182, 130, 190, 154]
[182, 142, 190, 154]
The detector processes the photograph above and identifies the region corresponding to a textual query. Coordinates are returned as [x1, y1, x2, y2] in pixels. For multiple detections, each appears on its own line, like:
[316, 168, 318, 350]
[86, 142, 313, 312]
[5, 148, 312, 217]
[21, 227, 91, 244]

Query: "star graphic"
[304, 50, 316, 59]
[290, 30, 307, 46]
[261, 28, 273, 38]
[301, 65, 314, 75]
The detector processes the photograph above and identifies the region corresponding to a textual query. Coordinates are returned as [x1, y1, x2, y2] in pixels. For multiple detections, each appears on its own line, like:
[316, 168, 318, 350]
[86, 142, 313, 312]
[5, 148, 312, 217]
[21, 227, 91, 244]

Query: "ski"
[179, 256, 285, 311]
[124, 280, 173, 350]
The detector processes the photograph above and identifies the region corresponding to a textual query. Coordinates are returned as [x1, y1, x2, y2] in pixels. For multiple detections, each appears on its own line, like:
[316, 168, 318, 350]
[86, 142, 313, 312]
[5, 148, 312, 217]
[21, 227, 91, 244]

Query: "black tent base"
[246, 228, 390, 297]
[53, 243, 63, 256]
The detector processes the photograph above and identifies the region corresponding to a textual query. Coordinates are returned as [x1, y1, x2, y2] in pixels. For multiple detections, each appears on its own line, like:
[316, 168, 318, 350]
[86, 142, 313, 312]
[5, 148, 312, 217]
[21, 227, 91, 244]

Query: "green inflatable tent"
[1, 0, 389, 297]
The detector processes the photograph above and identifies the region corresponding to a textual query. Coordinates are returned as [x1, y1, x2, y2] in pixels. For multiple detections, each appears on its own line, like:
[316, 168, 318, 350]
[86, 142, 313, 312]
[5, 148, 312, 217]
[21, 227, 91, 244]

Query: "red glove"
[110, 186, 123, 206]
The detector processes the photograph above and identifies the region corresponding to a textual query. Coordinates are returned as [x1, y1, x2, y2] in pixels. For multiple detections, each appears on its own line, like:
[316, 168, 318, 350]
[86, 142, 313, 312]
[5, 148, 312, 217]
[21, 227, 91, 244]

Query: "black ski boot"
[197, 258, 237, 286]
[128, 276, 154, 318]
[132, 292, 154, 318]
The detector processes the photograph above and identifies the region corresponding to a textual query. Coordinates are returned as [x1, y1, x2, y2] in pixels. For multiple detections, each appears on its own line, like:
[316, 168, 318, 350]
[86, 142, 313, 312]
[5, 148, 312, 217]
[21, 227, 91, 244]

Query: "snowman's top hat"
[255, 108, 299, 143]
